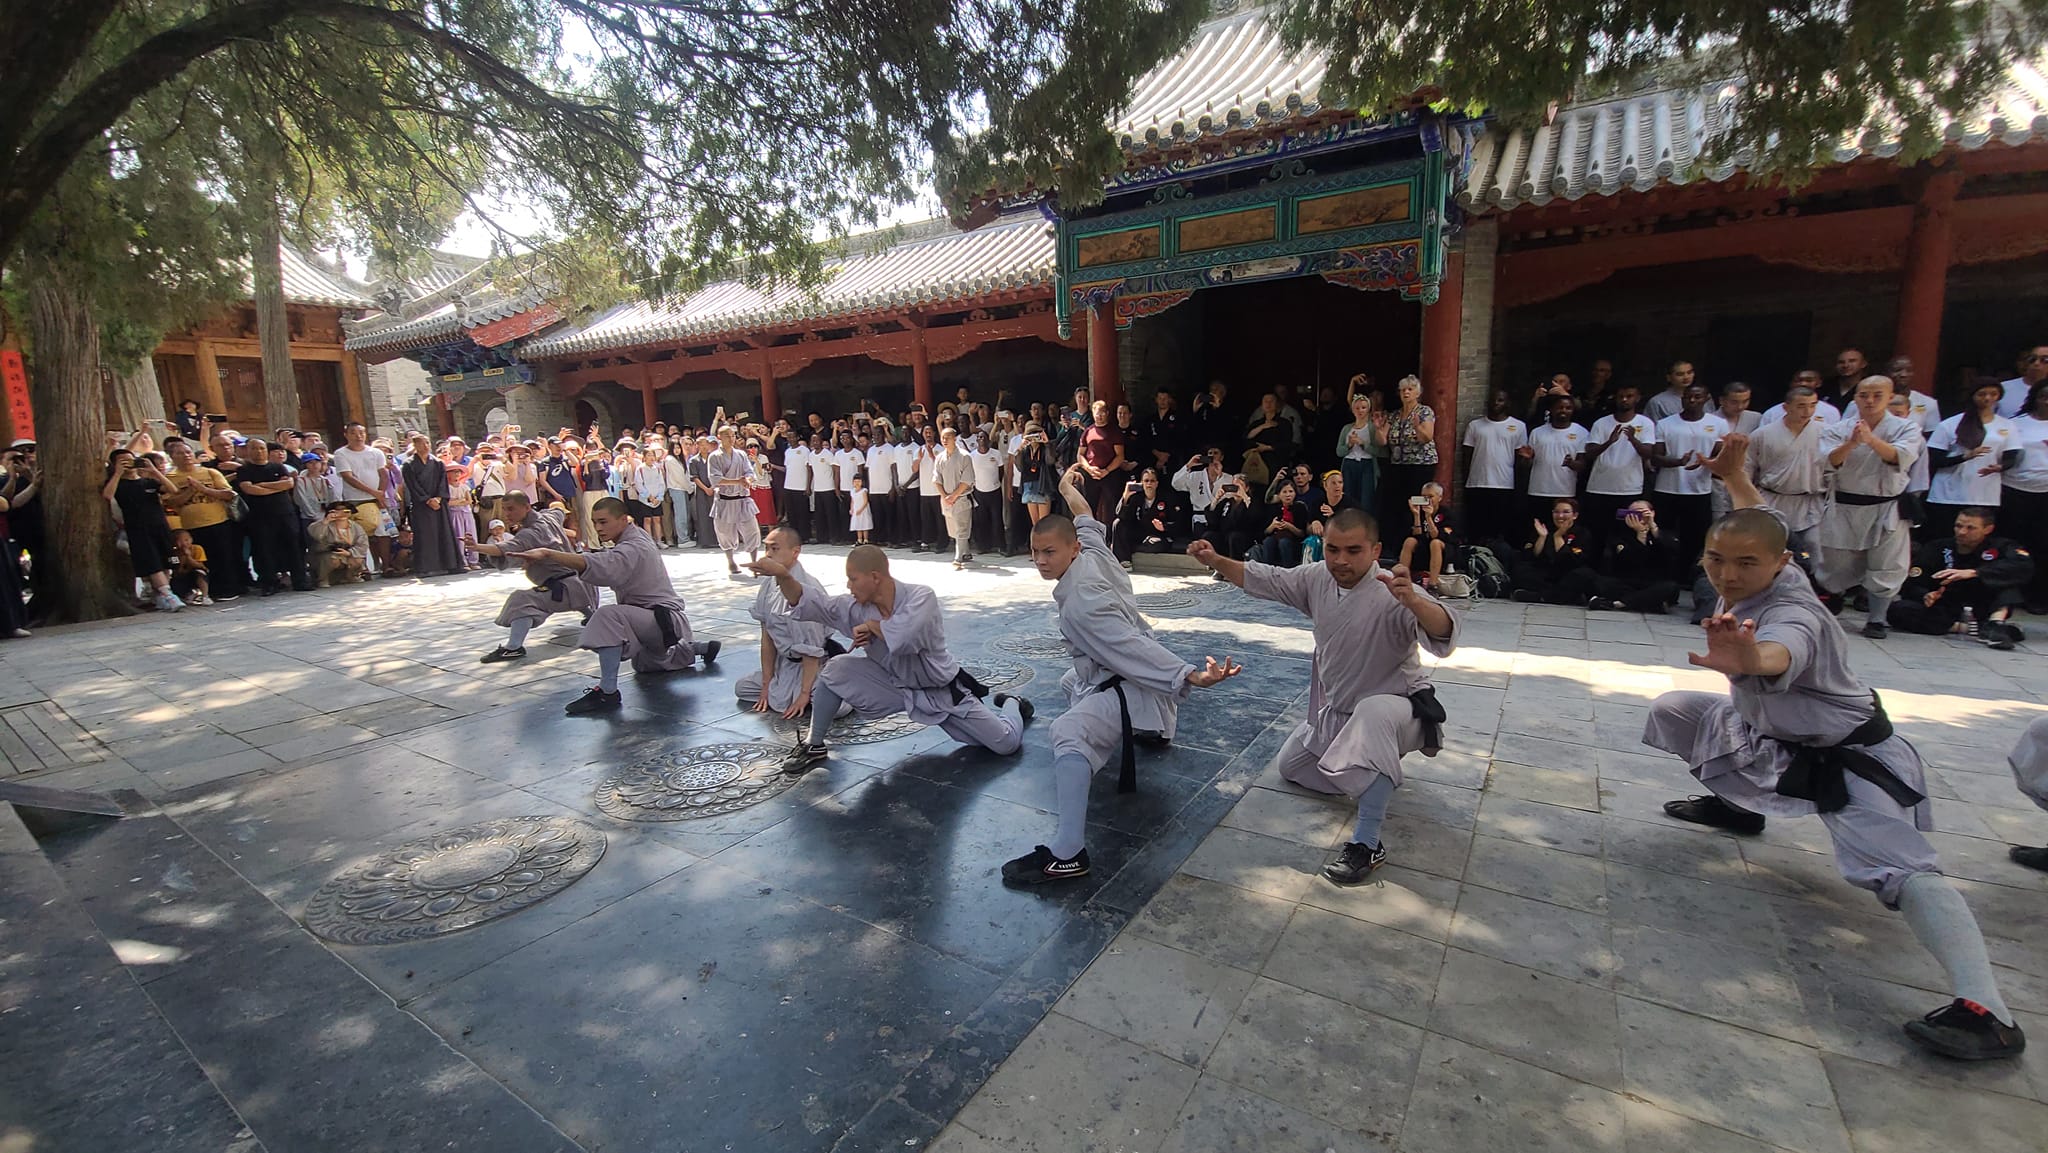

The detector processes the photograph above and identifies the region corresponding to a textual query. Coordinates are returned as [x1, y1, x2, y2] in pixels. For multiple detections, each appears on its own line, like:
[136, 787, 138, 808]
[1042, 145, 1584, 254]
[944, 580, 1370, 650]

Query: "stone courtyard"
[2, 547, 2044, 1153]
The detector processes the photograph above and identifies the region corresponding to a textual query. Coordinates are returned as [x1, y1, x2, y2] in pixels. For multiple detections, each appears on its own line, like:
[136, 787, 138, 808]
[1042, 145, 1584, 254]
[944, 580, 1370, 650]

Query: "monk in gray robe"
[750, 544, 1031, 775]
[467, 492, 590, 663]
[1648, 436, 2023, 1061]
[735, 526, 845, 718]
[1816, 375, 1923, 638]
[1191, 506, 1459, 886]
[507, 496, 720, 715]
[1746, 385, 1828, 557]
[1003, 464, 1242, 884]
[2007, 716, 2048, 873]
[708, 425, 761, 576]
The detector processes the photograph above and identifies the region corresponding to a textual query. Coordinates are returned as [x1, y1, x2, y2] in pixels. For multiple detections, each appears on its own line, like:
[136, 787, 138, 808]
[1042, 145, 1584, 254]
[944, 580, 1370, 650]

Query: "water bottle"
[1960, 605, 1978, 637]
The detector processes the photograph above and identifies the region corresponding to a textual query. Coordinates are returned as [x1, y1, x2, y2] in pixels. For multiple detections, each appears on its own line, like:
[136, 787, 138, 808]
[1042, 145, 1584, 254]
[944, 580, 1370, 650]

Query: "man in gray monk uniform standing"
[1651, 436, 2024, 1061]
[1002, 465, 1242, 885]
[1816, 375, 1923, 638]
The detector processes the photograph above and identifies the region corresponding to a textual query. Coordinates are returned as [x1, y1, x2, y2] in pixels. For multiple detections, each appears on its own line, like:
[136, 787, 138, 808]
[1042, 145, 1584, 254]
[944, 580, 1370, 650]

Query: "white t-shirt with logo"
[836, 448, 863, 493]
[329, 445, 388, 501]
[1653, 413, 1730, 496]
[2005, 415, 2048, 494]
[894, 443, 920, 490]
[1527, 422, 1589, 499]
[1585, 414, 1659, 496]
[1461, 417, 1528, 491]
[968, 445, 1003, 492]
[1927, 413, 2019, 505]
[782, 445, 811, 491]
[866, 445, 895, 495]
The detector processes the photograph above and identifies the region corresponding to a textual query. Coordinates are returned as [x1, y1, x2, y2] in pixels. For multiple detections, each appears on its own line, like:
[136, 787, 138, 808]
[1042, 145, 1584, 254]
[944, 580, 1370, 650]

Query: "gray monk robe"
[577, 523, 708, 671]
[1747, 418, 1828, 550]
[1643, 562, 1937, 906]
[737, 560, 835, 711]
[493, 509, 593, 627]
[1244, 560, 1459, 799]
[1051, 516, 1193, 780]
[791, 580, 1022, 752]
[1816, 412, 1922, 600]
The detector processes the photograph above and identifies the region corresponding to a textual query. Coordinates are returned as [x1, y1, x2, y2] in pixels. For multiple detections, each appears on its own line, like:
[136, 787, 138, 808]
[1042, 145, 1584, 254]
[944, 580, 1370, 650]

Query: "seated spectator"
[169, 529, 211, 605]
[1110, 468, 1187, 568]
[308, 501, 371, 585]
[1251, 478, 1311, 567]
[1567, 498, 1680, 612]
[1511, 497, 1593, 603]
[1889, 506, 2033, 649]
[1266, 461, 1316, 506]
[1398, 482, 1458, 586]
[1309, 468, 1358, 530]
[1201, 474, 1259, 562]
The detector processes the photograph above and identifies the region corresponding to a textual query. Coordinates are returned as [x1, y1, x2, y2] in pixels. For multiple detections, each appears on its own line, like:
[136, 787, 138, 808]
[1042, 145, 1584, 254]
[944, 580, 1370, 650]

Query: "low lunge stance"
[1003, 465, 1242, 885]
[1650, 437, 2023, 1060]
[1191, 508, 1458, 885]
[468, 492, 590, 663]
[508, 497, 720, 715]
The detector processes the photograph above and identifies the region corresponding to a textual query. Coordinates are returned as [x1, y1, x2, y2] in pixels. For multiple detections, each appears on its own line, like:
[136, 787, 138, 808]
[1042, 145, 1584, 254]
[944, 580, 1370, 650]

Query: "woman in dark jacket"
[1251, 479, 1311, 567]
[1110, 468, 1188, 566]
[1511, 496, 1594, 603]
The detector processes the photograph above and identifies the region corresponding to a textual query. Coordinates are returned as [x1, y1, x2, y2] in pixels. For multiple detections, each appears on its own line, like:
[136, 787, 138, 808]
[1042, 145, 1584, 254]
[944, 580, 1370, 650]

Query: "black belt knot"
[1775, 691, 1924, 812]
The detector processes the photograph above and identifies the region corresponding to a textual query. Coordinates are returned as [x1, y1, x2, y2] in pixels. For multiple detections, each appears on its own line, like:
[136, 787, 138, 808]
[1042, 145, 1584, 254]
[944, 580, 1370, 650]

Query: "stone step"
[36, 801, 580, 1153]
[1132, 551, 1209, 576]
[0, 802, 257, 1153]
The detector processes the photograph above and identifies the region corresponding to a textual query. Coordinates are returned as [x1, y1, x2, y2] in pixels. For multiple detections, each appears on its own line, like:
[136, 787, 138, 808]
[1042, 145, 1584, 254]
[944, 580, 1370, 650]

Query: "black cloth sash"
[716, 492, 751, 500]
[1093, 675, 1139, 793]
[1774, 691, 1925, 812]
[947, 667, 990, 706]
[1408, 687, 1446, 756]
[1834, 491, 1901, 507]
[653, 605, 683, 651]
[539, 574, 575, 601]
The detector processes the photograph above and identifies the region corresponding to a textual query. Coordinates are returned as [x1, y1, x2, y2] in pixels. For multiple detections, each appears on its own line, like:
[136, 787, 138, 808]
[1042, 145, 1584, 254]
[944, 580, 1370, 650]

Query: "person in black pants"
[1889, 507, 2033, 648]
[1200, 476, 1258, 561]
[233, 439, 308, 595]
[1110, 469, 1188, 565]
[1511, 497, 1595, 603]
[1562, 498, 1680, 612]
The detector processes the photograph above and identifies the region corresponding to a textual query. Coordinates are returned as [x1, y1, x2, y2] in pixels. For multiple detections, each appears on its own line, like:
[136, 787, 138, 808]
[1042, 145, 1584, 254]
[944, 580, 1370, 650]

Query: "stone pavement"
[1, 551, 2044, 1152]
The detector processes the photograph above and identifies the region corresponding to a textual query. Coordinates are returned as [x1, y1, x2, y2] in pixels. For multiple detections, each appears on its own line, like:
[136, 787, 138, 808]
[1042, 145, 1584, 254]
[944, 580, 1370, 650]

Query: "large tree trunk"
[111, 354, 166, 433]
[251, 203, 297, 432]
[24, 256, 137, 622]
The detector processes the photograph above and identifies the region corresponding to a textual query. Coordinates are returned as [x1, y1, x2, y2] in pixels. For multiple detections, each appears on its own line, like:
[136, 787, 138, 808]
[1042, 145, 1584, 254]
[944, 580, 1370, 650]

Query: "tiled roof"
[1112, 5, 1327, 152]
[343, 290, 546, 353]
[1461, 52, 2048, 211]
[521, 215, 1056, 358]
[265, 247, 376, 309]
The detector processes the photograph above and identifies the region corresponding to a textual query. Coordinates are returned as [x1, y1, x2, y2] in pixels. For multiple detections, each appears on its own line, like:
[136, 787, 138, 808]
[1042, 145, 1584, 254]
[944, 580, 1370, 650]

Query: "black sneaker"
[698, 640, 721, 665]
[1001, 845, 1090, 885]
[1663, 794, 1766, 835]
[781, 741, 829, 775]
[2010, 845, 2048, 872]
[994, 692, 1034, 725]
[480, 646, 526, 664]
[564, 687, 622, 715]
[1903, 999, 2027, 1060]
[1510, 589, 1541, 603]
[1322, 841, 1387, 885]
[1861, 620, 1889, 639]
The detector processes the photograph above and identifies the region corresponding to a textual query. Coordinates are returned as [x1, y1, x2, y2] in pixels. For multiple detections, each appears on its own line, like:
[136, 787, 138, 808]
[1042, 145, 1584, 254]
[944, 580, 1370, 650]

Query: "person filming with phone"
[1396, 483, 1458, 587]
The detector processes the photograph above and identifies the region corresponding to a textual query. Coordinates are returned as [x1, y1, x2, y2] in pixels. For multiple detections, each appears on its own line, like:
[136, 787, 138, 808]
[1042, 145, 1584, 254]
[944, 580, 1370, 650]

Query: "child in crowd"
[849, 473, 872, 545]
[169, 529, 212, 605]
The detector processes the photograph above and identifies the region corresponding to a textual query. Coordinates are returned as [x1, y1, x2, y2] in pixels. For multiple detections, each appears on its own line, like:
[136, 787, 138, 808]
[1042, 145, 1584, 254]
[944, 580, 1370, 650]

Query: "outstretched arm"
[1186, 538, 1245, 586]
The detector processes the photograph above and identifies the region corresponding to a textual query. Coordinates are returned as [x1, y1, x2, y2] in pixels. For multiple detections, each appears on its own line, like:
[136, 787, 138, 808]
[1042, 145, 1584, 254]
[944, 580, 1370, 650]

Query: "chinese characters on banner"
[0, 351, 31, 441]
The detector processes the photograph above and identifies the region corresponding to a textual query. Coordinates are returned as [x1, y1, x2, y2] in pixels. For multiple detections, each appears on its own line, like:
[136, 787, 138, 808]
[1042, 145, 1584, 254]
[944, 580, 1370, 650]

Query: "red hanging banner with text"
[0, 350, 31, 441]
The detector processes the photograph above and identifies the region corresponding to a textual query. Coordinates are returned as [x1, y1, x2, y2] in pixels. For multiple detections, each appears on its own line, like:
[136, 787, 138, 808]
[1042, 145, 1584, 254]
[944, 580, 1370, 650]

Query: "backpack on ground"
[1463, 545, 1510, 598]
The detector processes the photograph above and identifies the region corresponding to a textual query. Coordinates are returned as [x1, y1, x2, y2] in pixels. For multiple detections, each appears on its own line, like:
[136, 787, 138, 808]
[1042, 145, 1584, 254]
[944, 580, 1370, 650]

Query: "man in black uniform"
[1888, 507, 2033, 650]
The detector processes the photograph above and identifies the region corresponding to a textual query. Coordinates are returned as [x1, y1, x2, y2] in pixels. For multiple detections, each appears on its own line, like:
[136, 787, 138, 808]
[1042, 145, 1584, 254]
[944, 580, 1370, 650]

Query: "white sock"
[808, 683, 842, 746]
[1049, 753, 1093, 859]
[506, 618, 533, 649]
[1898, 872, 2013, 1025]
[596, 645, 622, 693]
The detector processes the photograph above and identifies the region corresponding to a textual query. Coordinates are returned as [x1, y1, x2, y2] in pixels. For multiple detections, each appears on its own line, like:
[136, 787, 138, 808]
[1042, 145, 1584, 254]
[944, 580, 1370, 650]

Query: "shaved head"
[1326, 507, 1379, 543]
[766, 525, 801, 549]
[1030, 514, 1077, 544]
[1708, 508, 1788, 554]
[847, 544, 890, 574]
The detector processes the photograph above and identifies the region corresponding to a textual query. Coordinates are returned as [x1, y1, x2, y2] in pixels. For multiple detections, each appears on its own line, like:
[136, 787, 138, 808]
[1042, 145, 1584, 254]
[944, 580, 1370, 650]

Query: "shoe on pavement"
[154, 592, 185, 612]
[1663, 794, 1766, 835]
[564, 687, 622, 715]
[698, 640, 721, 666]
[1861, 619, 1890, 639]
[480, 646, 526, 664]
[781, 741, 829, 776]
[1002, 845, 1089, 885]
[1322, 841, 1387, 885]
[2010, 845, 2048, 872]
[994, 692, 1034, 725]
[1903, 999, 2027, 1060]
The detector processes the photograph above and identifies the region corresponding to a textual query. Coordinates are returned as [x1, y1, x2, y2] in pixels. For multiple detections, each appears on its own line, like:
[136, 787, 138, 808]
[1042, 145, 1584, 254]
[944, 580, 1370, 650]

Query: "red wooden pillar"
[1420, 251, 1465, 489]
[757, 355, 781, 420]
[433, 392, 455, 439]
[1894, 170, 1962, 391]
[911, 326, 933, 411]
[1087, 305, 1122, 407]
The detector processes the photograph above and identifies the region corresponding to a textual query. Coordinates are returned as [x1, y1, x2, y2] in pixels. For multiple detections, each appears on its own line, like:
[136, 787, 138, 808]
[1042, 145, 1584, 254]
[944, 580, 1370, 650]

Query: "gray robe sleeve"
[1063, 581, 1194, 699]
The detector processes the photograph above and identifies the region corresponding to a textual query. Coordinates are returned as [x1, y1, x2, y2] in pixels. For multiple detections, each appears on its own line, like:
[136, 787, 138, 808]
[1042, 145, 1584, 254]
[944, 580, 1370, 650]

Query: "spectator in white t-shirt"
[1580, 385, 1658, 554]
[781, 436, 813, 542]
[1997, 344, 2047, 419]
[2002, 379, 2048, 612]
[328, 421, 392, 572]
[1650, 383, 1729, 580]
[1460, 389, 1528, 548]
[1525, 397, 1589, 529]
[1926, 379, 2020, 533]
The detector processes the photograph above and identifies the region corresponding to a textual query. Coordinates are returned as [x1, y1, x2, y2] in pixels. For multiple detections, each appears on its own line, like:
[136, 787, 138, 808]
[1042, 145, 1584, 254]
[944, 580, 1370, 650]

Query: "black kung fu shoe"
[781, 741, 829, 776]
[2011, 845, 2048, 872]
[479, 645, 526, 664]
[564, 687, 622, 716]
[1662, 794, 1766, 835]
[1001, 845, 1089, 886]
[1903, 999, 2027, 1061]
[698, 640, 722, 666]
[1322, 841, 1387, 885]
[1861, 619, 1890, 640]
[994, 692, 1034, 725]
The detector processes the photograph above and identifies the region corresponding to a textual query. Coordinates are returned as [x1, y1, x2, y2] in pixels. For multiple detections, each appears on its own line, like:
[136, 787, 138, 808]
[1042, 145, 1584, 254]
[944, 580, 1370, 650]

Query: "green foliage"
[1274, 0, 2048, 175]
